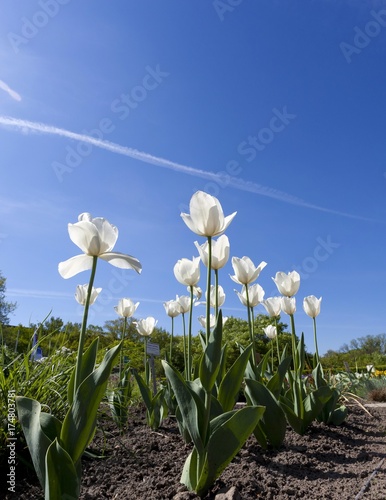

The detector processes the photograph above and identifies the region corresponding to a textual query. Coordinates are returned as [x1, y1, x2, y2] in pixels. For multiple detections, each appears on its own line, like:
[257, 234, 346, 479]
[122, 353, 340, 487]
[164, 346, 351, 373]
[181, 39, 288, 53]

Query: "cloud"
[7, 288, 73, 300]
[0, 81, 21, 102]
[0, 114, 377, 222]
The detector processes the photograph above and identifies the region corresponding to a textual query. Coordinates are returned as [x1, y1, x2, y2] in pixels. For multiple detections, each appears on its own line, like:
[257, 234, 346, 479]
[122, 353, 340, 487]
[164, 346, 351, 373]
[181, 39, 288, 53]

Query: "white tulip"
[114, 297, 139, 318]
[303, 296, 322, 318]
[181, 191, 236, 237]
[230, 256, 267, 285]
[134, 317, 158, 337]
[59, 213, 141, 279]
[272, 271, 300, 297]
[174, 257, 200, 286]
[262, 297, 282, 317]
[75, 284, 102, 306]
[264, 325, 277, 339]
[194, 235, 230, 269]
[281, 296, 296, 315]
[163, 300, 182, 318]
[235, 284, 265, 308]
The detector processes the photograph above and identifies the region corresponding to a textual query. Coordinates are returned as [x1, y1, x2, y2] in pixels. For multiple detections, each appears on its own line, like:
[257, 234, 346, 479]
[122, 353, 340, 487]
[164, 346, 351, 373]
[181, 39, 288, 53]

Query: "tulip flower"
[114, 298, 139, 381]
[234, 280, 265, 370]
[195, 235, 230, 269]
[177, 295, 191, 314]
[199, 285, 225, 308]
[264, 325, 277, 339]
[164, 300, 182, 359]
[262, 297, 282, 318]
[163, 299, 182, 318]
[181, 191, 236, 237]
[281, 296, 296, 316]
[264, 324, 278, 370]
[198, 314, 228, 329]
[134, 317, 157, 385]
[272, 271, 300, 297]
[189, 285, 202, 300]
[230, 256, 267, 285]
[303, 295, 322, 318]
[134, 317, 158, 337]
[75, 284, 102, 306]
[58, 213, 142, 279]
[303, 295, 322, 366]
[235, 284, 265, 308]
[114, 297, 140, 318]
[174, 257, 201, 286]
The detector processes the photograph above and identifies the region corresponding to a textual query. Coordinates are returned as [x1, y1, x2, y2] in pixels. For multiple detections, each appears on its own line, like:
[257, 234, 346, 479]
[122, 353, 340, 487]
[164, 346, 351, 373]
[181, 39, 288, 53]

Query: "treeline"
[321, 333, 386, 371]
[4, 316, 385, 373]
[2, 315, 293, 374]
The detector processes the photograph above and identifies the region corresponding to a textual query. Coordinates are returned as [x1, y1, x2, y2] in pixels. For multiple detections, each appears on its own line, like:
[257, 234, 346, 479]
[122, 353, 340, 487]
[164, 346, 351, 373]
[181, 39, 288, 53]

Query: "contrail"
[0, 81, 21, 102]
[0, 115, 376, 222]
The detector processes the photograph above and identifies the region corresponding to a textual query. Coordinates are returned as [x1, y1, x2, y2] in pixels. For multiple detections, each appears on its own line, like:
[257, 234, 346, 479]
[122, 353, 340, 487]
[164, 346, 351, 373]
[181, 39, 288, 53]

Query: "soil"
[2, 403, 386, 500]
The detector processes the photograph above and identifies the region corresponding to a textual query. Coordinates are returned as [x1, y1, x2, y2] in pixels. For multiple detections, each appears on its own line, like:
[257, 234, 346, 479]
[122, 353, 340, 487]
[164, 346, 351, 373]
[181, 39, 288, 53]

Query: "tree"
[0, 271, 17, 325]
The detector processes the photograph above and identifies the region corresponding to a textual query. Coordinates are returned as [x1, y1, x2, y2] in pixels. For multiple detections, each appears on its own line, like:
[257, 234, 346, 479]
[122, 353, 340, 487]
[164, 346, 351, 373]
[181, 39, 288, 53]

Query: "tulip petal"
[181, 213, 203, 236]
[221, 212, 237, 233]
[58, 254, 93, 279]
[92, 217, 118, 253]
[99, 252, 142, 273]
[68, 221, 101, 255]
[190, 191, 221, 236]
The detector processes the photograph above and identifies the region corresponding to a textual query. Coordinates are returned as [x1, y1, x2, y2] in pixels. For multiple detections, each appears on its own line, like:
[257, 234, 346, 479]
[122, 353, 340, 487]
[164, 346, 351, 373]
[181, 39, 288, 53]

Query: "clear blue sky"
[1, 1, 386, 355]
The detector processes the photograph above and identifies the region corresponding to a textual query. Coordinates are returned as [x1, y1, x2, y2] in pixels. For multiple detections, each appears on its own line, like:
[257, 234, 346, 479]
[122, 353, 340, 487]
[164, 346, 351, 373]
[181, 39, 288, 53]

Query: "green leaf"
[266, 355, 292, 398]
[132, 369, 152, 410]
[255, 349, 272, 381]
[45, 439, 80, 500]
[148, 388, 168, 430]
[279, 397, 303, 434]
[61, 342, 121, 464]
[181, 447, 199, 492]
[218, 344, 253, 412]
[216, 343, 228, 389]
[162, 360, 205, 456]
[245, 378, 286, 449]
[199, 311, 223, 392]
[16, 397, 60, 489]
[195, 406, 265, 497]
[67, 337, 99, 405]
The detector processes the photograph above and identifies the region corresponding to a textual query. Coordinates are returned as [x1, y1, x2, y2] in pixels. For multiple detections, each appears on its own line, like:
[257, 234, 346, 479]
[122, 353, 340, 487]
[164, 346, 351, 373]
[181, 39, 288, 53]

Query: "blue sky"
[1, 0, 386, 355]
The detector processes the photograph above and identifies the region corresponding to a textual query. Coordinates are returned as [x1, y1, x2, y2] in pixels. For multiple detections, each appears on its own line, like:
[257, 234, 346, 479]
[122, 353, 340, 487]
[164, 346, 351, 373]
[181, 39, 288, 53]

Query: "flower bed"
[4, 404, 386, 500]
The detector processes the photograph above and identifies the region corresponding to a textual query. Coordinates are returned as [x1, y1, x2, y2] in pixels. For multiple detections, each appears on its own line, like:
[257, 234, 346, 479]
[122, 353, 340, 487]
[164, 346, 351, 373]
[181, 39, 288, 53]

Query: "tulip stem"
[205, 236, 212, 345]
[214, 269, 219, 319]
[274, 317, 281, 362]
[290, 313, 298, 372]
[313, 317, 320, 366]
[188, 286, 194, 381]
[245, 285, 256, 370]
[144, 336, 149, 386]
[74, 255, 98, 400]
[181, 312, 187, 378]
[119, 317, 128, 381]
[170, 316, 174, 361]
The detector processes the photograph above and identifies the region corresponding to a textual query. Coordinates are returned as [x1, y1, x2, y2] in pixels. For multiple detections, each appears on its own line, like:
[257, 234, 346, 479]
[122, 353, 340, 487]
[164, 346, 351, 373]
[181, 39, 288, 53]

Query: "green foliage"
[16, 341, 121, 499]
[0, 341, 75, 463]
[0, 271, 17, 325]
[162, 313, 265, 497]
[131, 369, 168, 430]
[321, 333, 386, 371]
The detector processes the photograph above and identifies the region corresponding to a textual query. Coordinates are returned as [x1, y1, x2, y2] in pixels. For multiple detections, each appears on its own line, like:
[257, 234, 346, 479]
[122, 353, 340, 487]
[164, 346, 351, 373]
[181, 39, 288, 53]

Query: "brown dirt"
[2, 404, 386, 500]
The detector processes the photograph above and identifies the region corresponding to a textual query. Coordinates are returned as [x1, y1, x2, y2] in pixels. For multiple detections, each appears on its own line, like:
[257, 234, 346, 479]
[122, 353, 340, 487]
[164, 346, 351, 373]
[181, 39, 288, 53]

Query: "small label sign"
[147, 342, 160, 356]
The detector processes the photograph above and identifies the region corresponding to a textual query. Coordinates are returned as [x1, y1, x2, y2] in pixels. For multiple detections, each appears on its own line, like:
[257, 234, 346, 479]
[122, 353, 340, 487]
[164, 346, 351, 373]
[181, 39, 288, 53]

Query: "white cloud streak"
[0, 81, 21, 102]
[7, 288, 73, 300]
[0, 115, 376, 222]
